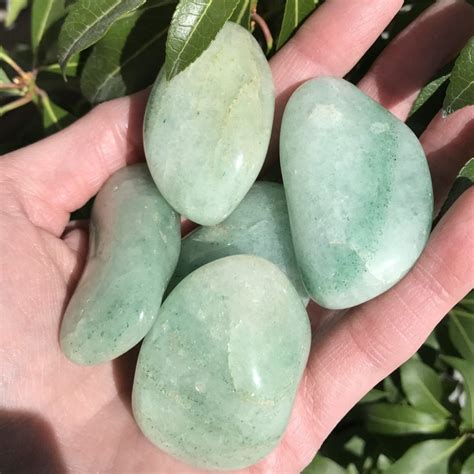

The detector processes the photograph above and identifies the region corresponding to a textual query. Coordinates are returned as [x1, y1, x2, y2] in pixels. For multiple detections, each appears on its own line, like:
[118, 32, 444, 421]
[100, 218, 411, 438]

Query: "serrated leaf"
[5, 0, 28, 27]
[229, 0, 254, 29]
[31, 0, 65, 53]
[57, 0, 146, 71]
[443, 37, 474, 115]
[449, 291, 474, 361]
[461, 454, 474, 474]
[438, 158, 474, 220]
[302, 455, 346, 474]
[440, 356, 474, 430]
[165, 0, 240, 80]
[276, 0, 316, 50]
[363, 403, 448, 435]
[80, 2, 175, 103]
[400, 359, 451, 417]
[410, 74, 450, 116]
[386, 437, 466, 474]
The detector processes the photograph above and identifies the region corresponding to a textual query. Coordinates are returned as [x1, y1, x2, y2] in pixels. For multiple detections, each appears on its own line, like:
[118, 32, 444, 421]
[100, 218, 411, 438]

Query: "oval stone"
[132, 255, 310, 469]
[143, 22, 274, 225]
[60, 164, 180, 365]
[280, 77, 433, 309]
[168, 181, 308, 302]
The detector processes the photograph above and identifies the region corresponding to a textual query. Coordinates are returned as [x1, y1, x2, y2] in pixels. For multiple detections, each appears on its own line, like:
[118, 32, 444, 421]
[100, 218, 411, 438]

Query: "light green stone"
[280, 77, 433, 309]
[143, 22, 274, 225]
[132, 255, 310, 470]
[60, 164, 180, 365]
[168, 181, 308, 302]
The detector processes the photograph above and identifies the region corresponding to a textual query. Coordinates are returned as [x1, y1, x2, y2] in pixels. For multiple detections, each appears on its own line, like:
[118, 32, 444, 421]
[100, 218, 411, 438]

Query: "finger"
[422, 106, 474, 212]
[358, 0, 474, 120]
[1, 90, 148, 235]
[298, 189, 474, 454]
[267, 0, 403, 160]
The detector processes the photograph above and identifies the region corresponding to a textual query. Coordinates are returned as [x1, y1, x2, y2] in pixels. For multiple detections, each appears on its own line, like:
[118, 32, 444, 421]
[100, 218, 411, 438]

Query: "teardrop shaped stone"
[144, 22, 274, 225]
[60, 164, 181, 365]
[132, 255, 310, 470]
[280, 77, 433, 309]
[168, 181, 308, 302]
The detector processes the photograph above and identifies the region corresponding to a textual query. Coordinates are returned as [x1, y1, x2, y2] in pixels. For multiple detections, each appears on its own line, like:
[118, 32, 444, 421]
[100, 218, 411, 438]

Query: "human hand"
[1, 0, 473, 472]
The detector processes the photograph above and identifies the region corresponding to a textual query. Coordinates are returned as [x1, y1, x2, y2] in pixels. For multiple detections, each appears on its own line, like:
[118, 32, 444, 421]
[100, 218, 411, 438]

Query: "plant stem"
[251, 10, 273, 54]
[0, 48, 27, 77]
[0, 94, 32, 116]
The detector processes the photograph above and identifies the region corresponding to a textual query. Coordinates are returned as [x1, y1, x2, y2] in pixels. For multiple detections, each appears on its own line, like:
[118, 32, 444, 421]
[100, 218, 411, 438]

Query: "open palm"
[1, 0, 473, 472]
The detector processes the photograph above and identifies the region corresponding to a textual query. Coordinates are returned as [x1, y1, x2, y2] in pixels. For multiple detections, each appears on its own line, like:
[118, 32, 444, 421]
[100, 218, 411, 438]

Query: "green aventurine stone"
[281, 77, 433, 309]
[60, 164, 180, 365]
[143, 22, 274, 225]
[168, 181, 308, 302]
[133, 255, 310, 470]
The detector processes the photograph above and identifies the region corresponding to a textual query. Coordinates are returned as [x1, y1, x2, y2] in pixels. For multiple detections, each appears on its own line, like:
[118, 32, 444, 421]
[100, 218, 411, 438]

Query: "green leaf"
[0, 67, 10, 84]
[229, 0, 255, 29]
[359, 388, 386, 404]
[31, 0, 66, 53]
[302, 455, 346, 474]
[440, 356, 474, 431]
[461, 454, 474, 474]
[165, 0, 240, 80]
[363, 403, 449, 435]
[443, 37, 474, 116]
[386, 437, 466, 474]
[41, 54, 81, 77]
[5, 0, 28, 27]
[38, 94, 74, 133]
[410, 74, 450, 116]
[449, 291, 474, 361]
[57, 0, 146, 71]
[80, 2, 175, 103]
[276, 0, 316, 50]
[377, 454, 393, 471]
[400, 359, 451, 417]
[438, 158, 474, 220]
[384, 376, 403, 403]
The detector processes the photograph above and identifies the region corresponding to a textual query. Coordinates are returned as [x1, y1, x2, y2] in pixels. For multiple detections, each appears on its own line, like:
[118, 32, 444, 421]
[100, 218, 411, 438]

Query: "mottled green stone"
[168, 181, 308, 302]
[132, 255, 310, 470]
[280, 77, 433, 309]
[60, 164, 180, 365]
[144, 22, 274, 225]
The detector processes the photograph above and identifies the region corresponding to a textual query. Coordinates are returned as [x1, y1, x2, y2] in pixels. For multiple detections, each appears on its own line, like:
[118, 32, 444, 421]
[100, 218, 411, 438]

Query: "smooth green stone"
[144, 22, 274, 225]
[168, 181, 308, 302]
[280, 77, 433, 309]
[60, 164, 180, 365]
[132, 255, 310, 470]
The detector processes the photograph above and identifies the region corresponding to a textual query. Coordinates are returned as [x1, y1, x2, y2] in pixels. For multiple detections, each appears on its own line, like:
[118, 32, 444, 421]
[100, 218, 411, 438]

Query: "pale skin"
[1, 0, 473, 472]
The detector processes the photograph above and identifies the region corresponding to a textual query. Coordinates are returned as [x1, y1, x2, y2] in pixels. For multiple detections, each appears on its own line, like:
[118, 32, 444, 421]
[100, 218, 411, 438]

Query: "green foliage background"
[1, 1, 473, 473]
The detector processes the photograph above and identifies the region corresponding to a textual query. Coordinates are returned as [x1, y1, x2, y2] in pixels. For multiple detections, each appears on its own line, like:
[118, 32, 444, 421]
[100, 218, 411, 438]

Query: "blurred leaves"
[276, 0, 316, 49]
[443, 37, 474, 116]
[440, 356, 474, 431]
[400, 359, 450, 418]
[165, 0, 239, 80]
[363, 403, 448, 435]
[4, 0, 28, 27]
[80, 2, 175, 103]
[57, 0, 146, 72]
[229, 0, 255, 29]
[303, 455, 346, 473]
[448, 291, 474, 361]
[385, 437, 466, 474]
[461, 454, 474, 474]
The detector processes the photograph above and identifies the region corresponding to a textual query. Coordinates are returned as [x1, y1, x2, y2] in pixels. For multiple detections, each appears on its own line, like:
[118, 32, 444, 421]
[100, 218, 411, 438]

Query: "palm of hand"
[1, 1, 474, 472]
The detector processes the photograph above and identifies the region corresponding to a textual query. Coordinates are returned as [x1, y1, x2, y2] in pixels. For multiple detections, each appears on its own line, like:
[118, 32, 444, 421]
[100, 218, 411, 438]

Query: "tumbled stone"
[168, 181, 308, 302]
[60, 164, 180, 365]
[132, 255, 310, 470]
[280, 77, 433, 309]
[143, 22, 274, 225]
